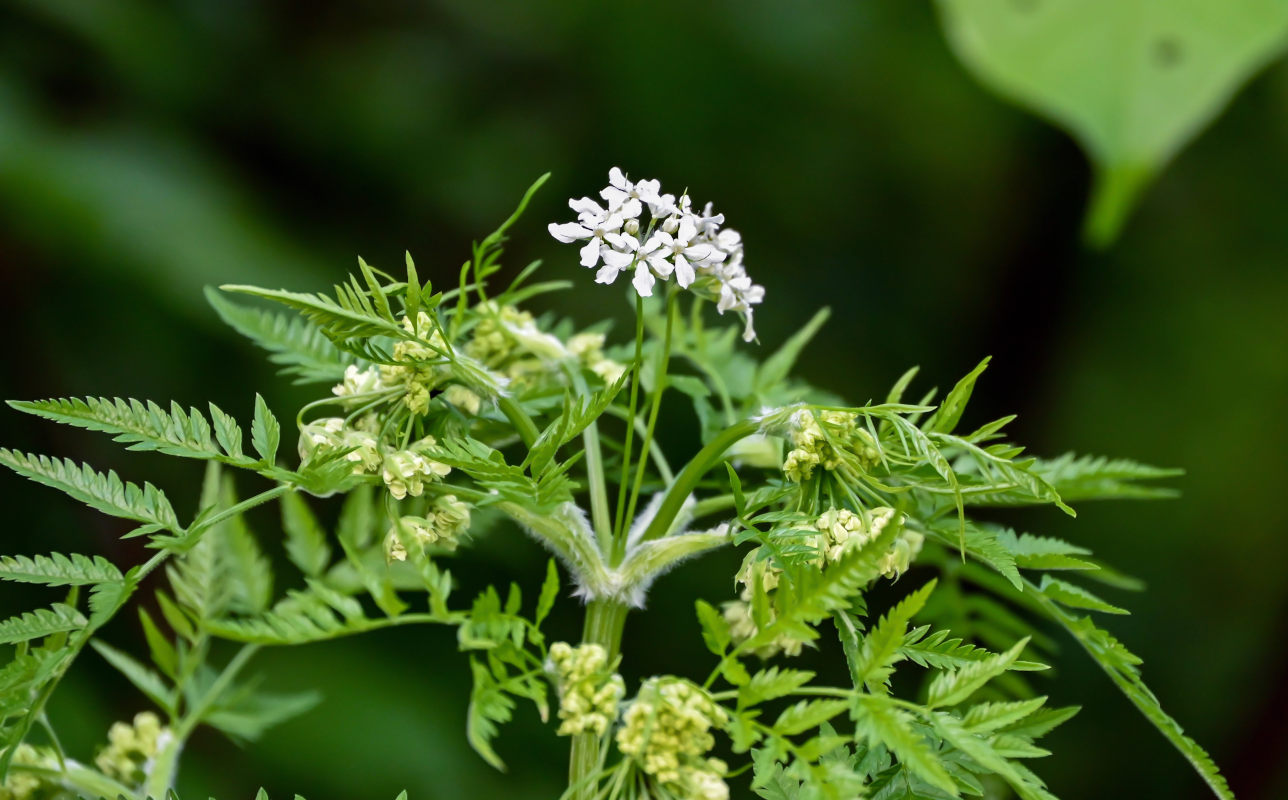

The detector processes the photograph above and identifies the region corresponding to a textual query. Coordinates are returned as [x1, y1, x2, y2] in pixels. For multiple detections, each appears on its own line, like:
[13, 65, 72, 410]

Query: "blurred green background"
[1, 1, 1285, 798]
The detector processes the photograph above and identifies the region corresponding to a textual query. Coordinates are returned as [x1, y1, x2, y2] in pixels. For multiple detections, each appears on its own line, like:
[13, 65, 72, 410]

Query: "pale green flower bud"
[591, 358, 627, 385]
[381, 442, 450, 500]
[2, 744, 56, 799]
[342, 430, 382, 475]
[332, 365, 388, 406]
[432, 494, 471, 542]
[878, 528, 924, 579]
[548, 642, 626, 737]
[443, 384, 482, 415]
[95, 712, 170, 785]
[726, 433, 783, 470]
[297, 417, 346, 461]
[617, 677, 728, 797]
[567, 332, 606, 359]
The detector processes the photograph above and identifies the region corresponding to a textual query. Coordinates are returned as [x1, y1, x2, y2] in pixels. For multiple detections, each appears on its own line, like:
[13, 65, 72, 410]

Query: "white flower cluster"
[549, 167, 765, 341]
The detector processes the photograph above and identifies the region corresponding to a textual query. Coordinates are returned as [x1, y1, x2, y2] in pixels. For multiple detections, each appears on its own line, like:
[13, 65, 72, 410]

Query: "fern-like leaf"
[0, 449, 181, 535]
[0, 604, 87, 644]
[205, 287, 356, 384]
[0, 553, 122, 586]
[852, 694, 957, 796]
[7, 397, 256, 466]
[1027, 579, 1233, 800]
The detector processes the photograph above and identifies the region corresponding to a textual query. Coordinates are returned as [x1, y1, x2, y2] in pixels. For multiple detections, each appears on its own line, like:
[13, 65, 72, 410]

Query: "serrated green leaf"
[927, 638, 1032, 708]
[853, 695, 958, 796]
[851, 580, 937, 693]
[0, 552, 121, 586]
[0, 450, 180, 535]
[466, 658, 514, 771]
[138, 607, 178, 679]
[205, 287, 355, 384]
[773, 698, 850, 737]
[738, 667, 816, 708]
[995, 529, 1096, 571]
[696, 599, 732, 656]
[1039, 575, 1127, 615]
[251, 395, 281, 465]
[534, 559, 559, 628]
[0, 604, 86, 644]
[923, 357, 989, 435]
[961, 696, 1047, 734]
[281, 492, 331, 577]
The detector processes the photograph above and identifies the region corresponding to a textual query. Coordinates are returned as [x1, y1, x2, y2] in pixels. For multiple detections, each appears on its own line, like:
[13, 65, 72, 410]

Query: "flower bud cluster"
[381, 438, 452, 500]
[782, 409, 879, 482]
[298, 417, 382, 475]
[370, 313, 454, 415]
[465, 303, 570, 389]
[721, 553, 806, 659]
[547, 642, 626, 737]
[616, 677, 729, 800]
[1, 744, 57, 799]
[94, 712, 170, 785]
[567, 332, 626, 385]
[384, 494, 472, 562]
[813, 505, 921, 578]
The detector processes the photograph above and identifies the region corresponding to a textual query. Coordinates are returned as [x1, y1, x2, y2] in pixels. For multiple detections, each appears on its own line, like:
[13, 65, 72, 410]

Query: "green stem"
[571, 369, 614, 555]
[568, 599, 629, 800]
[497, 395, 540, 449]
[613, 296, 647, 541]
[618, 293, 676, 561]
[637, 418, 760, 545]
[144, 645, 261, 799]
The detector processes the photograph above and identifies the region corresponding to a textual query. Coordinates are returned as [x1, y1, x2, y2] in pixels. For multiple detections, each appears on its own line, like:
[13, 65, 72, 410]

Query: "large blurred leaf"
[937, 0, 1288, 245]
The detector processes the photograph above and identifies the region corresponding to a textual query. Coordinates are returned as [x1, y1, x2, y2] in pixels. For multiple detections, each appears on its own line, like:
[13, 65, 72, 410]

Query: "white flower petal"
[601, 186, 630, 209]
[632, 264, 656, 297]
[596, 264, 621, 284]
[569, 197, 604, 218]
[646, 252, 674, 278]
[607, 167, 629, 191]
[579, 239, 601, 267]
[673, 255, 695, 288]
[549, 221, 591, 243]
[601, 248, 635, 269]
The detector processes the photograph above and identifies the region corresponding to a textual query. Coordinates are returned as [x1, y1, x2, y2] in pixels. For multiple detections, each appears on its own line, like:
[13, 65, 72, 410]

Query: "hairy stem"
[568, 598, 629, 800]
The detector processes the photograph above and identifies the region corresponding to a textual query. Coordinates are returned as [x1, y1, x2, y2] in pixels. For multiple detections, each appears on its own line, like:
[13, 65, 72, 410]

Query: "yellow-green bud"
[548, 642, 626, 736]
[380, 441, 451, 500]
[297, 417, 346, 462]
[616, 677, 729, 797]
[443, 384, 483, 415]
[94, 712, 170, 786]
[332, 365, 388, 406]
[2, 744, 57, 799]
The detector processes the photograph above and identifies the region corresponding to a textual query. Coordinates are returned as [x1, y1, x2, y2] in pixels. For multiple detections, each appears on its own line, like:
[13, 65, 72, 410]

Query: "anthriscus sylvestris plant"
[0, 169, 1233, 800]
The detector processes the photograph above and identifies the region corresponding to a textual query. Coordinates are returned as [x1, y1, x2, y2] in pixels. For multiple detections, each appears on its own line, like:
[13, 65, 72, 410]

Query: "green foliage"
[0, 176, 1226, 800]
[205, 287, 356, 384]
[938, 0, 1288, 244]
[0, 449, 181, 537]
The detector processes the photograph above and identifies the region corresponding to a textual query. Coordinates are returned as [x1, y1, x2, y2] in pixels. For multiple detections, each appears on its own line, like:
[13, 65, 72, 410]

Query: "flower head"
[616, 677, 728, 798]
[551, 167, 765, 340]
[547, 642, 626, 736]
